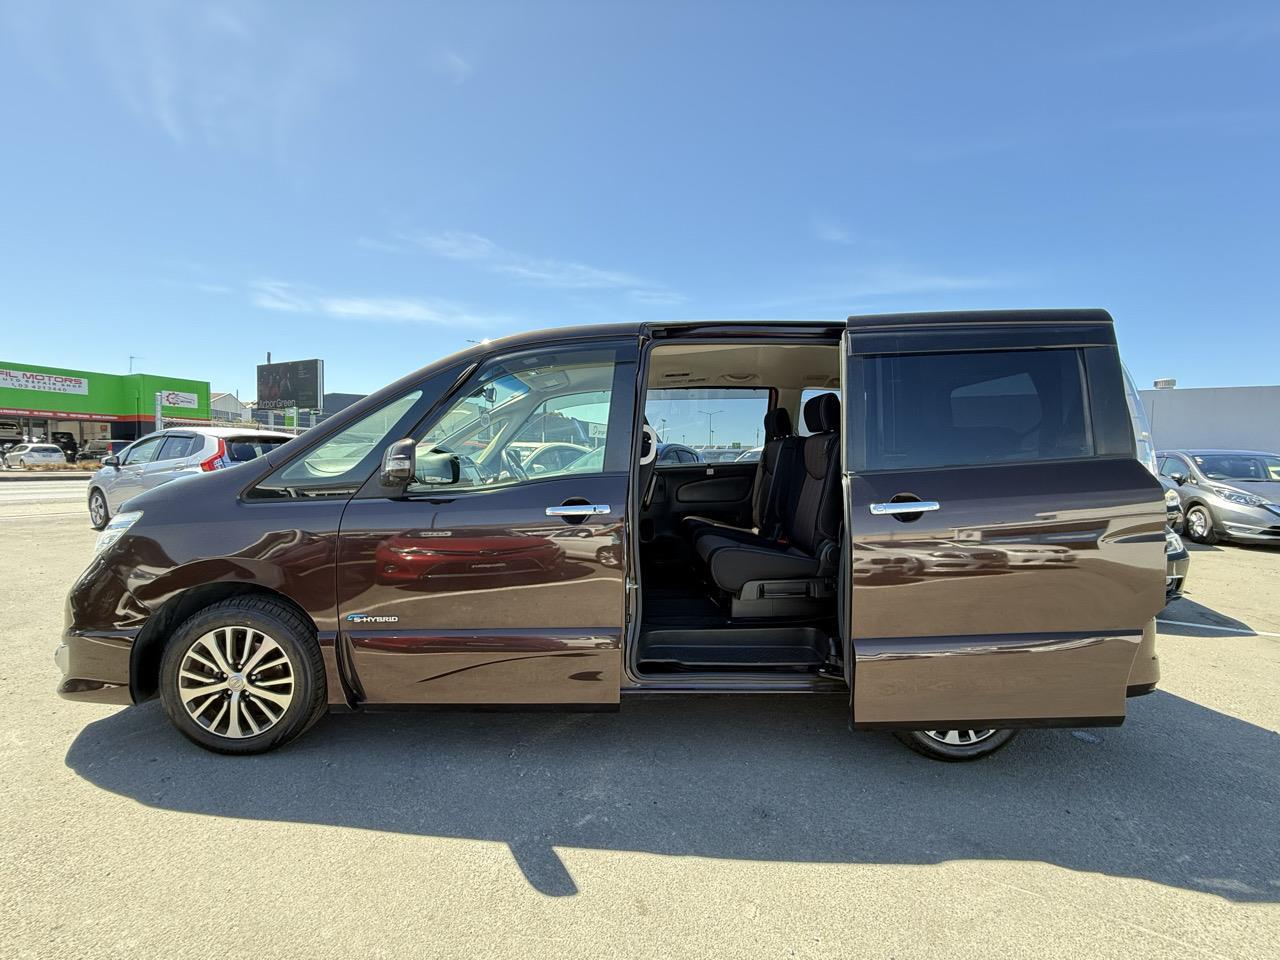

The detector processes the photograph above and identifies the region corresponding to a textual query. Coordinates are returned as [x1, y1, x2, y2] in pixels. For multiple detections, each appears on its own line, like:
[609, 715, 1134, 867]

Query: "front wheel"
[88, 489, 109, 530]
[893, 728, 1018, 761]
[158, 596, 326, 755]
[1184, 505, 1219, 544]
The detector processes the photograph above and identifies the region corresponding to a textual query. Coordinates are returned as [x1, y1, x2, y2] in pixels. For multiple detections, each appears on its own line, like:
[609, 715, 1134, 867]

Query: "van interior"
[633, 339, 845, 679]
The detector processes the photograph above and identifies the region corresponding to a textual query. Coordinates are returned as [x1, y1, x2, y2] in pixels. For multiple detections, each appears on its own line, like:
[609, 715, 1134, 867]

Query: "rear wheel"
[88, 489, 109, 530]
[893, 728, 1018, 761]
[1184, 505, 1219, 544]
[158, 596, 326, 755]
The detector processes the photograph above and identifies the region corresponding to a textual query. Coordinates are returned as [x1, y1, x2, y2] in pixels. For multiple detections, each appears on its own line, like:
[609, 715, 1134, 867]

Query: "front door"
[107, 433, 165, 511]
[842, 311, 1167, 728]
[337, 340, 637, 706]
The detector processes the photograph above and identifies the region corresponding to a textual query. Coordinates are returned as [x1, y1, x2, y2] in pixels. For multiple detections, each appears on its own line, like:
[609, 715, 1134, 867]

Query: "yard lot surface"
[1, 493, 1277, 960]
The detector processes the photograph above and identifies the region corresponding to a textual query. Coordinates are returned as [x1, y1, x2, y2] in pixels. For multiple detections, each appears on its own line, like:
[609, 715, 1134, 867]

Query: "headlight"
[1165, 530, 1184, 555]
[1163, 488, 1181, 509]
[1209, 486, 1267, 507]
[95, 510, 143, 553]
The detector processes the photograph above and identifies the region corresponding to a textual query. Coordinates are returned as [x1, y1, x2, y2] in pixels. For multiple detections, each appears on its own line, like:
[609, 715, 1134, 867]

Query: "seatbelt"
[760, 436, 792, 540]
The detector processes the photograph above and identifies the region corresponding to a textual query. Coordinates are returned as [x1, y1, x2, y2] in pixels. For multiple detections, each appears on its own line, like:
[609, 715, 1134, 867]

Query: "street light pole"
[697, 409, 723, 447]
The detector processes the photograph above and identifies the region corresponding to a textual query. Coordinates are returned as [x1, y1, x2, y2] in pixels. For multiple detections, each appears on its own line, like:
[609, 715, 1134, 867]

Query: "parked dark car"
[58, 310, 1166, 762]
[1157, 449, 1280, 545]
[77, 439, 131, 463]
[655, 442, 700, 464]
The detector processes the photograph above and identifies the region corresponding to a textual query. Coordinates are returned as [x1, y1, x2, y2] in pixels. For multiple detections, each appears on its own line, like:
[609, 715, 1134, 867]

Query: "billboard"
[257, 359, 323, 410]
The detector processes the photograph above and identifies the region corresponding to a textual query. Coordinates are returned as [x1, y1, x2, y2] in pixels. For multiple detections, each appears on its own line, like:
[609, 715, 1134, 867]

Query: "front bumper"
[1214, 502, 1280, 543]
[55, 632, 133, 704]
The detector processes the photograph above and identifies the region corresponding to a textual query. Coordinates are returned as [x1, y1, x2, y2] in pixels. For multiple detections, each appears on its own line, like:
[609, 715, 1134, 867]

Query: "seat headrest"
[763, 408, 793, 441]
[803, 392, 840, 434]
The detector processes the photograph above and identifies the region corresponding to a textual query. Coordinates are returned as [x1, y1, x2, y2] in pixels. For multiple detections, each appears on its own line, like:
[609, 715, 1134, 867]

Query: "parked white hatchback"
[87, 427, 294, 529]
[3, 443, 67, 469]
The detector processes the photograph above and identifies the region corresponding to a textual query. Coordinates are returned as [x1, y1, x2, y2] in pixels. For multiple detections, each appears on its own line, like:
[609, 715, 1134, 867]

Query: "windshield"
[1121, 365, 1156, 476]
[1192, 453, 1280, 481]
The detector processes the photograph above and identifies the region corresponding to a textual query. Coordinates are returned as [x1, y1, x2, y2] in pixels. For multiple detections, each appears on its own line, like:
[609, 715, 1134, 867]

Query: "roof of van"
[477, 309, 1114, 351]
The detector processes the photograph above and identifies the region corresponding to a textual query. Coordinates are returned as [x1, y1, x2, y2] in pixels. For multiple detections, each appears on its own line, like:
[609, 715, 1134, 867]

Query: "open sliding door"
[841, 310, 1166, 729]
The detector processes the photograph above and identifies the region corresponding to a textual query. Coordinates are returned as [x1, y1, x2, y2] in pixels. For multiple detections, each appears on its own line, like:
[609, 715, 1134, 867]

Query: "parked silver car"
[87, 427, 294, 529]
[1157, 449, 1280, 545]
[2, 442, 66, 468]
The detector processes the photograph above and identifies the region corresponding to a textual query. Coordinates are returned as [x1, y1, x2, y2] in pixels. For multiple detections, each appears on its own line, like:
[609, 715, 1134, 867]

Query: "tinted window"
[227, 436, 291, 462]
[157, 435, 199, 461]
[859, 348, 1092, 471]
[645, 388, 770, 457]
[411, 347, 618, 494]
[122, 436, 164, 465]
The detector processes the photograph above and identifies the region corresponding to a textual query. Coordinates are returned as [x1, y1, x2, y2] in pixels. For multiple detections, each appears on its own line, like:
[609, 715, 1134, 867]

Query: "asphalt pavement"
[1, 501, 1276, 960]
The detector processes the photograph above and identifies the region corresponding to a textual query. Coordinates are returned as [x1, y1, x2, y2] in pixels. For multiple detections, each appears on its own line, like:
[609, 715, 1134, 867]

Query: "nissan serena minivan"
[58, 310, 1167, 761]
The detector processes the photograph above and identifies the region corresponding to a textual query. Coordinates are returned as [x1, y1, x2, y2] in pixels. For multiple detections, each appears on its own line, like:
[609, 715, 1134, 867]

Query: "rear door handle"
[546, 504, 611, 516]
[869, 500, 941, 515]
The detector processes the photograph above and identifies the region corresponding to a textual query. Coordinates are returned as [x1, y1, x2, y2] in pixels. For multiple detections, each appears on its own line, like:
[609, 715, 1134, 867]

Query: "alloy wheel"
[922, 729, 996, 746]
[177, 627, 295, 739]
[1188, 508, 1209, 539]
[89, 492, 106, 527]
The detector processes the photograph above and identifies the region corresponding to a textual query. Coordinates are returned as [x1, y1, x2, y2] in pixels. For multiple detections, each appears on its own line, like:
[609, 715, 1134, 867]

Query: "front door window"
[410, 348, 619, 495]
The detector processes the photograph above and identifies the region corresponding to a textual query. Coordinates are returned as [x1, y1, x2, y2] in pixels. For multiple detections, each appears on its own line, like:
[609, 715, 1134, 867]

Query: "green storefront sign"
[0, 360, 211, 431]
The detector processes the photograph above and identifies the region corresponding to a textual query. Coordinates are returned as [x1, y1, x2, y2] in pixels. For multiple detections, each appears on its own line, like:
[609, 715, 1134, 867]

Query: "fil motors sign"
[0, 368, 89, 396]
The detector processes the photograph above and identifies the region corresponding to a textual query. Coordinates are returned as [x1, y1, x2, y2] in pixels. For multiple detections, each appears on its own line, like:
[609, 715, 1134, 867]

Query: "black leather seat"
[697, 393, 842, 596]
[685, 408, 800, 545]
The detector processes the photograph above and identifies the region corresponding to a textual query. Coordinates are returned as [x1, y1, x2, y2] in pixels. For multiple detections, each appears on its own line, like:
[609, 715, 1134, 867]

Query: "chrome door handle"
[869, 500, 940, 516]
[546, 504, 611, 516]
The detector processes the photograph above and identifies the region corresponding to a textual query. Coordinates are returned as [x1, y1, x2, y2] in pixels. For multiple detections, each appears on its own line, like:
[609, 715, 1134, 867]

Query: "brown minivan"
[58, 310, 1167, 761]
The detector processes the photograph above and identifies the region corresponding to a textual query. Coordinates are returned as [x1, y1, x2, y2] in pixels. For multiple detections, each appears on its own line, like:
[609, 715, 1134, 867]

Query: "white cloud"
[410, 230, 497, 262]
[435, 50, 473, 85]
[402, 230, 683, 305]
[8, 1, 348, 160]
[753, 264, 1021, 312]
[250, 280, 491, 327]
[812, 218, 852, 245]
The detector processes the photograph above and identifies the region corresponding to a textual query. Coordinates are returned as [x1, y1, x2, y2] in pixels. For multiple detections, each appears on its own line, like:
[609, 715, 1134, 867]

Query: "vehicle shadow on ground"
[66, 692, 1278, 900]
[1159, 597, 1257, 636]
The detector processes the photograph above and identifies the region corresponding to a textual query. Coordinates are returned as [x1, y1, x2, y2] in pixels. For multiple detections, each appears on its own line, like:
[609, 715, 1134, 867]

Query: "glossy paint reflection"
[337, 474, 628, 705]
[849, 458, 1167, 726]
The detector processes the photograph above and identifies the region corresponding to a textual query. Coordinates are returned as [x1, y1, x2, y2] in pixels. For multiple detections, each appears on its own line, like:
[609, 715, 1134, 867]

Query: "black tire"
[158, 595, 326, 755]
[88, 488, 109, 530]
[1184, 504, 1219, 545]
[893, 728, 1018, 762]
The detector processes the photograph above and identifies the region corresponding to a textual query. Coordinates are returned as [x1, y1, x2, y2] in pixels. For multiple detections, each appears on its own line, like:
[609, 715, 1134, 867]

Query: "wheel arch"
[130, 583, 318, 702]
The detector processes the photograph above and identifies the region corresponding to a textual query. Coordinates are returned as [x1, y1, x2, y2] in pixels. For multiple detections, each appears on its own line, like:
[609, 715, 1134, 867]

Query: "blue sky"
[2, 1, 1278, 403]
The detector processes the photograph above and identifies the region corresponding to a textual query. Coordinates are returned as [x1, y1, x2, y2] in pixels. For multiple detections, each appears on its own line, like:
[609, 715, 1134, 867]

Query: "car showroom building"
[0, 360, 211, 448]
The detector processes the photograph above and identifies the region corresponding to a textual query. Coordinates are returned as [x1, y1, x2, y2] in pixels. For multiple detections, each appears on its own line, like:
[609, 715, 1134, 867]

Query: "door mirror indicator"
[102, 455, 120, 468]
[380, 439, 416, 486]
[414, 446, 462, 486]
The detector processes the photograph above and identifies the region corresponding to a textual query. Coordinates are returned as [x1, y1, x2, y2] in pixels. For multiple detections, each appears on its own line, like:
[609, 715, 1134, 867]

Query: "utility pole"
[128, 355, 144, 374]
[697, 409, 723, 447]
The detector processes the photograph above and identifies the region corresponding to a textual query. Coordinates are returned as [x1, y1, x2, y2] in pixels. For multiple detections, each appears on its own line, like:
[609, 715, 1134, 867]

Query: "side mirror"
[1170, 473, 1187, 486]
[103, 455, 120, 468]
[415, 446, 462, 486]
[380, 439, 416, 486]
